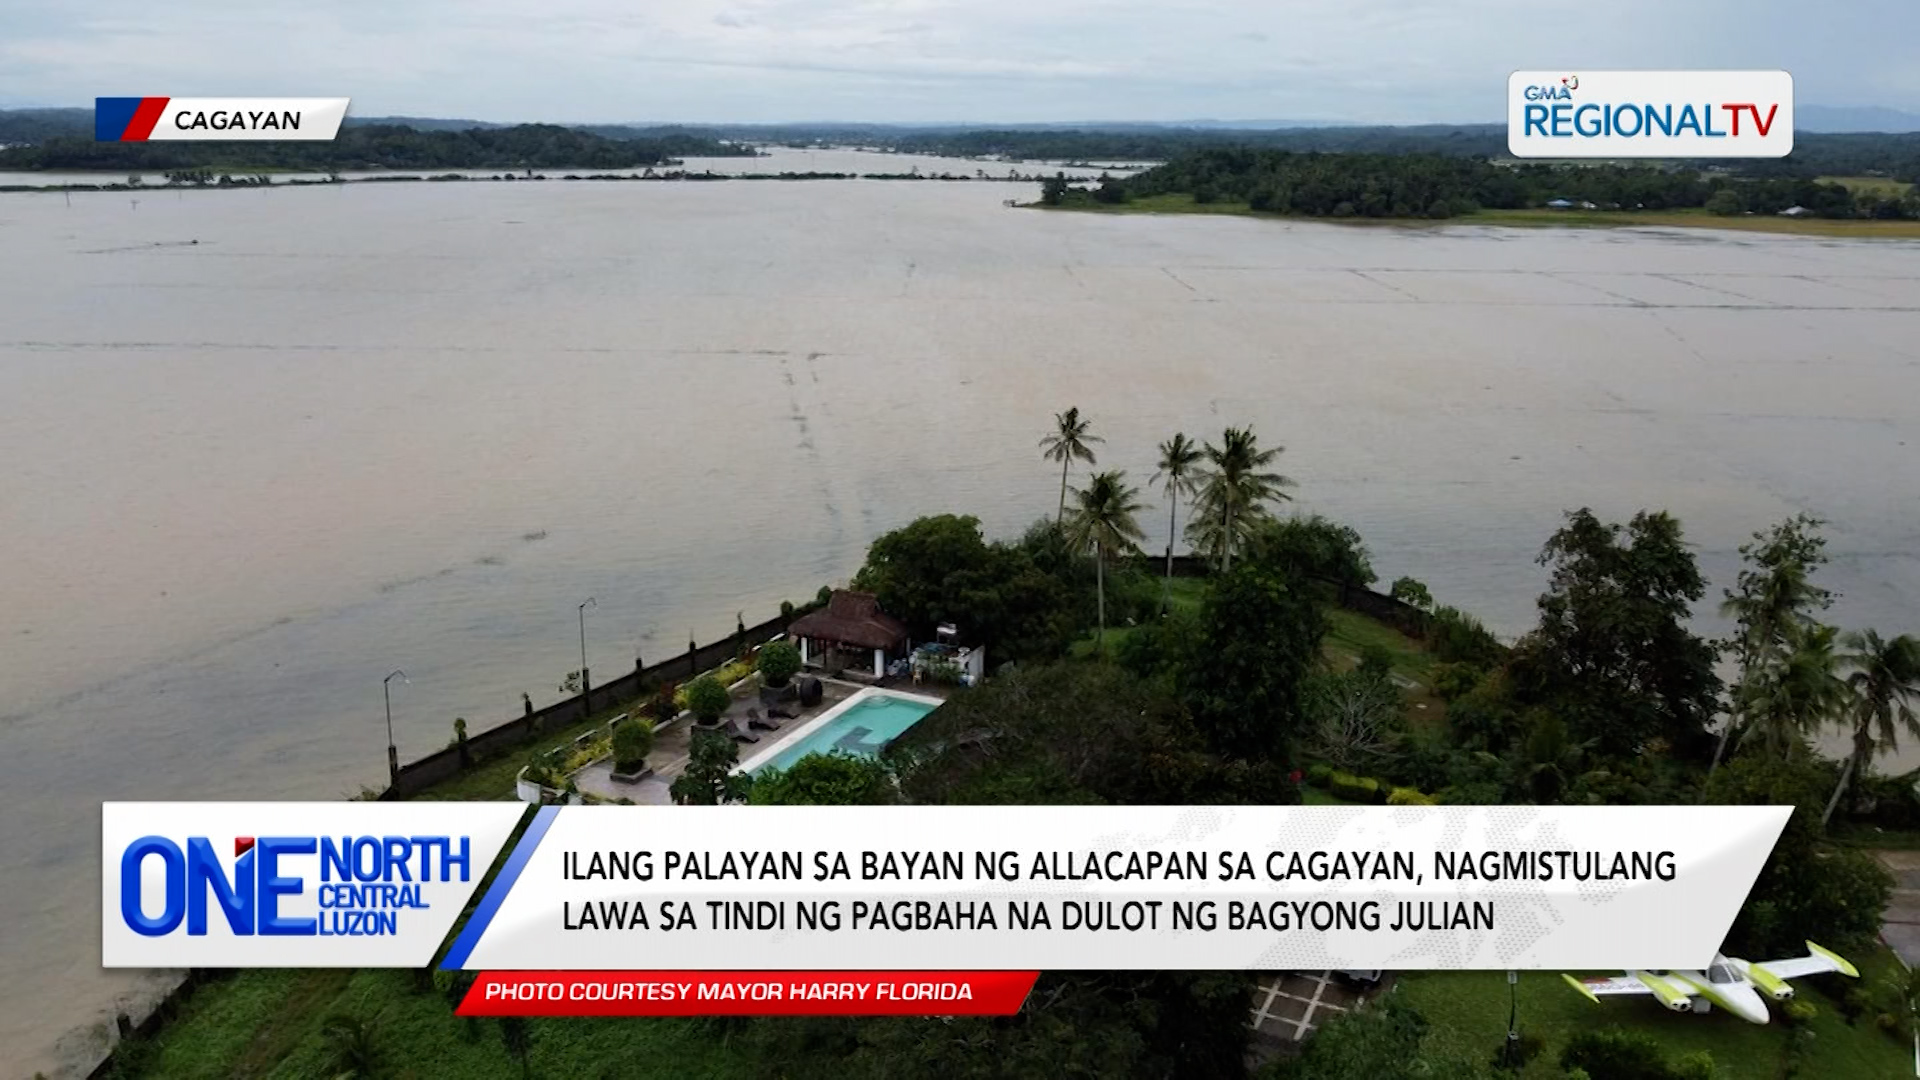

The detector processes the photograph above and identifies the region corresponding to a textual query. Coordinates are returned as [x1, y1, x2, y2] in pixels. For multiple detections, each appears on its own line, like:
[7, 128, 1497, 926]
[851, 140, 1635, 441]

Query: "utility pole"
[578, 597, 596, 714]
[382, 669, 408, 780]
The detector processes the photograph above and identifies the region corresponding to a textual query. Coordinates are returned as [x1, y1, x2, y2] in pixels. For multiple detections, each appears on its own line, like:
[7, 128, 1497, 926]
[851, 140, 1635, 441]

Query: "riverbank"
[1033, 192, 1920, 238]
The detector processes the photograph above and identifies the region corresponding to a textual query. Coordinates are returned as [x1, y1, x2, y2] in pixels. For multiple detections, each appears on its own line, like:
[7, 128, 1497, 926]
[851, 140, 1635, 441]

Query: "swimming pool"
[740, 688, 941, 775]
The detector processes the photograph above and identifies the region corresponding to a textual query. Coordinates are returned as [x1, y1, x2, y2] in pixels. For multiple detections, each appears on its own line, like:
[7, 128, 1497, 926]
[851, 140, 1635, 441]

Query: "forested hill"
[1070, 148, 1919, 220]
[0, 122, 750, 170]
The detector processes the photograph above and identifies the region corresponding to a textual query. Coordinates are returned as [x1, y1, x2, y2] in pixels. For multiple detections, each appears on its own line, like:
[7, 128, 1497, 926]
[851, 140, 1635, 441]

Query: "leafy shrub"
[611, 717, 655, 773]
[650, 682, 680, 722]
[1329, 772, 1383, 803]
[684, 675, 731, 724]
[1306, 763, 1334, 788]
[521, 752, 561, 789]
[1427, 661, 1485, 702]
[1247, 514, 1376, 586]
[1387, 786, 1436, 806]
[1561, 1028, 1707, 1080]
[1429, 605, 1505, 666]
[757, 641, 802, 686]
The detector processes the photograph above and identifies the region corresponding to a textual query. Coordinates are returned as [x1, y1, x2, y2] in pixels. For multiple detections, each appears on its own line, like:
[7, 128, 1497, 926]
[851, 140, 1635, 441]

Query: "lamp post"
[1503, 970, 1520, 1066]
[578, 597, 596, 713]
[382, 669, 408, 780]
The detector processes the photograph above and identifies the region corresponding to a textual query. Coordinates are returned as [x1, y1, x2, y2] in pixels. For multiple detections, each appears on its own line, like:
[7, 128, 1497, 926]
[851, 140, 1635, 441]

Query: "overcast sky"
[3, 0, 1915, 124]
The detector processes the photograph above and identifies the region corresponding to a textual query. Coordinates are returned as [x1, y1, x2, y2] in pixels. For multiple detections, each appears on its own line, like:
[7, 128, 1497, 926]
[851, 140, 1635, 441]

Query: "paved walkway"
[1248, 972, 1378, 1062]
[1875, 850, 1920, 968]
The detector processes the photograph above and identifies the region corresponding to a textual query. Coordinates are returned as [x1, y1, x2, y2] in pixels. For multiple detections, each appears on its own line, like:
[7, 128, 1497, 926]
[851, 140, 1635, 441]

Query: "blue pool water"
[752, 693, 937, 774]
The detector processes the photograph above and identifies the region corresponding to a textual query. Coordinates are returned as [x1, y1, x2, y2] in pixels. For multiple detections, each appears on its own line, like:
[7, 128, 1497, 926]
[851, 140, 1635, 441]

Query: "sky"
[2, 0, 1916, 124]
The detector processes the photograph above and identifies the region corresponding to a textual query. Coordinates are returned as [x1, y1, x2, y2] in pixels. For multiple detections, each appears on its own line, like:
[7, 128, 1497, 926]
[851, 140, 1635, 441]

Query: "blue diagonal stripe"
[440, 804, 558, 970]
[95, 98, 142, 141]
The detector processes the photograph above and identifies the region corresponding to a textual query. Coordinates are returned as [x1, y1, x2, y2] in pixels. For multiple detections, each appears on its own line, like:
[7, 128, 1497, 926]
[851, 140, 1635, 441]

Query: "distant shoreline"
[0, 170, 1059, 194]
[1030, 192, 1920, 239]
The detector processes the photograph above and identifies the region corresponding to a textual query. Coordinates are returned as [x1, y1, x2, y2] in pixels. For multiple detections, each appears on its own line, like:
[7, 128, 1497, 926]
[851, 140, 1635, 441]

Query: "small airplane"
[1562, 941, 1858, 1024]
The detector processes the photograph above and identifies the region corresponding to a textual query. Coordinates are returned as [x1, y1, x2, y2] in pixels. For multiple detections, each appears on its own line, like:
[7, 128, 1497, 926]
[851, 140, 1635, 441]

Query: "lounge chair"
[747, 707, 782, 732]
[724, 716, 761, 743]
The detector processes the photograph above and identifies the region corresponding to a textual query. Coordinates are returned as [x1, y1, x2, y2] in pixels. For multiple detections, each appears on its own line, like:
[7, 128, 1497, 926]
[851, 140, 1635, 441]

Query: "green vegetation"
[683, 675, 731, 725]
[1396, 945, 1914, 1080]
[1044, 145, 1920, 226]
[755, 640, 802, 686]
[0, 123, 748, 172]
[609, 715, 654, 774]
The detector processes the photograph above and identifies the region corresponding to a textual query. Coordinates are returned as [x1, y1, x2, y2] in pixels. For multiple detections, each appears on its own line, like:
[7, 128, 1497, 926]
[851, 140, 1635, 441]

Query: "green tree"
[749, 753, 897, 805]
[1064, 470, 1148, 647]
[1181, 560, 1323, 762]
[1711, 514, 1834, 777]
[1187, 426, 1293, 571]
[610, 716, 655, 774]
[1509, 509, 1720, 759]
[670, 728, 751, 805]
[1245, 514, 1375, 586]
[1389, 576, 1434, 611]
[1705, 189, 1745, 215]
[1708, 754, 1893, 958]
[757, 640, 802, 687]
[1038, 406, 1101, 523]
[1824, 629, 1920, 826]
[1736, 621, 1847, 759]
[852, 515, 1080, 663]
[684, 674, 731, 725]
[1150, 432, 1206, 597]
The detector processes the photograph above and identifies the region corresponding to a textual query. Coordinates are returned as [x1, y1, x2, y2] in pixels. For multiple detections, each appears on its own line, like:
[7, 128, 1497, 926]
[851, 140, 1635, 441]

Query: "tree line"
[1051, 147, 1920, 220]
[0, 123, 747, 171]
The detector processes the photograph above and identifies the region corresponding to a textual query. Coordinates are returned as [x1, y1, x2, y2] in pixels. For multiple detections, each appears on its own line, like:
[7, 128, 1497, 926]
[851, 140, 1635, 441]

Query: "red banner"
[456, 970, 1039, 1017]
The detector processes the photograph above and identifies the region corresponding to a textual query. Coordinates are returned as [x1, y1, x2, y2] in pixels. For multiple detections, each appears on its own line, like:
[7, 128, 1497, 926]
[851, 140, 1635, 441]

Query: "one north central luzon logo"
[119, 834, 470, 938]
[1519, 76, 1781, 140]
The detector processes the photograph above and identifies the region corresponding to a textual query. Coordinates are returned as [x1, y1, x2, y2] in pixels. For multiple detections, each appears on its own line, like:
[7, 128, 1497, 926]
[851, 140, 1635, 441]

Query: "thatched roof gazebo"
[788, 590, 910, 679]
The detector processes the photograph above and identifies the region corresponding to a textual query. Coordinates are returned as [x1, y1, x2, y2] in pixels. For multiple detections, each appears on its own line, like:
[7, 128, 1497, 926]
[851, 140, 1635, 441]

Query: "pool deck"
[571, 677, 947, 804]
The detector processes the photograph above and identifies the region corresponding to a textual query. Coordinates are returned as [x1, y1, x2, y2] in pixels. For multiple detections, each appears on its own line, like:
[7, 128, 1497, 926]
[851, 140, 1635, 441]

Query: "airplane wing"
[1562, 972, 1694, 1011]
[1751, 940, 1860, 982]
[1562, 974, 1654, 1000]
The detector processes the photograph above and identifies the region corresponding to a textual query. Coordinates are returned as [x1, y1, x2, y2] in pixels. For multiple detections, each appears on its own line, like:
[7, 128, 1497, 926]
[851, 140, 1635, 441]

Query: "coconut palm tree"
[1149, 432, 1205, 601]
[1064, 470, 1147, 646]
[1822, 629, 1920, 826]
[1708, 515, 1835, 780]
[1736, 622, 1848, 760]
[1187, 426, 1293, 571]
[1039, 407, 1102, 524]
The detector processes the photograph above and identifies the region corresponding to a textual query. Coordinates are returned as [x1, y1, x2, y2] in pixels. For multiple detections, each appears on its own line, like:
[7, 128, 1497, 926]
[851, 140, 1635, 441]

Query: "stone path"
[1876, 850, 1920, 969]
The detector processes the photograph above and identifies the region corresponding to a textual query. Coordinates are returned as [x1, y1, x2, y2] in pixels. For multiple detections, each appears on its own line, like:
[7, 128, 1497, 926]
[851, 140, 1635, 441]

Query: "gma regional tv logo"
[104, 803, 523, 968]
[95, 97, 350, 142]
[1507, 71, 1793, 158]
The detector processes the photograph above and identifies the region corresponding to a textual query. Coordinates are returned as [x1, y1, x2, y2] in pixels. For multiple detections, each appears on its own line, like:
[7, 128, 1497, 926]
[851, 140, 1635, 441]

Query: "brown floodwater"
[1, 161, 1916, 1075]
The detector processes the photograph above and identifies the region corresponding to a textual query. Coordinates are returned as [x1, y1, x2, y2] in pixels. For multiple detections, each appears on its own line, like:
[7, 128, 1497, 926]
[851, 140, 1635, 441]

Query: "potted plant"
[610, 716, 656, 783]
[757, 641, 802, 705]
[685, 674, 730, 728]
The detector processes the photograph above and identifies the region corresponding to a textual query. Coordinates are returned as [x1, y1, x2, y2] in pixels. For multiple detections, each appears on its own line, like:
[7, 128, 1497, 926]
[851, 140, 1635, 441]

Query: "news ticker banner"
[95, 98, 350, 141]
[1507, 71, 1793, 158]
[103, 802, 523, 967]
[444, 803, 1789, 974]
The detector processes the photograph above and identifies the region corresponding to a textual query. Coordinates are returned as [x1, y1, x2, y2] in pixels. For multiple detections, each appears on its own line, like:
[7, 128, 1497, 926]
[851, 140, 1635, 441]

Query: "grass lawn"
[1396, 943, 1914, 1079]
[1038, 194, 1920, 238]
[114, 968, 756, 1080]
[1819, 175, 1915, 198]
[1068, 576, 1207, 660]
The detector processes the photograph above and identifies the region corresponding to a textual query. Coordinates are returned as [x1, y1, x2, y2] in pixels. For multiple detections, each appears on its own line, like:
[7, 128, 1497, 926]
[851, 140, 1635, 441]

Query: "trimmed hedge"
[1311, 762, 1433, 805]
[1387, 786, 1437, 806]
[1306, 763, 1334, 788]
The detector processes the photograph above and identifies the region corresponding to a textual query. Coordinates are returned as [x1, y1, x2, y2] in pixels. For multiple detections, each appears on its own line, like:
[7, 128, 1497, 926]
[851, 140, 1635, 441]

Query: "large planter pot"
[610, 763, 655, 784]
[759, 681, 797, 707]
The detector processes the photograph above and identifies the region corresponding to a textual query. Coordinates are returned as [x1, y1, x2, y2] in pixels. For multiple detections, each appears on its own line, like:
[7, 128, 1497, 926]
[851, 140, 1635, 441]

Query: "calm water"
[2, 157, 1918, 1075]
[747, 692, 941, 775]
